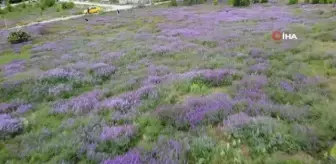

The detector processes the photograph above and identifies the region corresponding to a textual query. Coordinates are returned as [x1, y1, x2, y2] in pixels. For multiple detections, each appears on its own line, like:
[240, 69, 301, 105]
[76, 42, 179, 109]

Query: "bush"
[41, 0, 55, 8]
[170, 0, 178, 6]
[189, 136, 216, 163]
[288, 0, 298, 4]
[252, 0, 259, 3]
[311, 0, 319, 3]
[304, 0, 310, 3]
[7, 30, 31, 44]
[261, 0, 268, 3]
[60, 2, 74, 9]
[183, 0, 204, 5]
[230, 117, 301, 155]
[213, 0, 218, 5]
[232, 0, 250, 7]
[5, 4, 14, 12]
[0, 8, 8, 14]
[8, 0, 23, 3]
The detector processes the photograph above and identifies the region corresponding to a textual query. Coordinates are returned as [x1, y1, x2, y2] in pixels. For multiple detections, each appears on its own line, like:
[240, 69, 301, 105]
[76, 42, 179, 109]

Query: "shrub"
[7, 30, 31, 44]
[260, 0, 268, 3]
[0, 8, 7, 14]
[170, 0, 178, 6]
[5, 4, 13, 12]
[19, 3, 26, 9]
[213, 0, 218, 5]
[189, 136, 216, 163]
[304, 0, 310, 3]
[311, 0, 319, 3]
[232, 0, 250, 7]
[288, 0, 298, 4]
[230, 117, 301, 155]
[252, 0, 259, 3]
[41, 0, 55, 8]
[60, 2, 75, 9]
[183, 0, 204, 5]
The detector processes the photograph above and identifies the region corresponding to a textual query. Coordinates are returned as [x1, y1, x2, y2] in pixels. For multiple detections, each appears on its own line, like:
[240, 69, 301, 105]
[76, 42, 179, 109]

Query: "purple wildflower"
[16, 104, 33, 114]
[142, 76, 168, 86]
[48, 84, 73, 96]
[197, 69, 239, 86]
[51, 90, 104, 115]
[102, 150, 143, 164]
[0, 114, 23, 137]
[148, 65, 171, 76]
[135, 32, 152, 41]
[249, 63, 268, 73]
[90, 63, 117, 77]
[280, 81, 294, 92]
[248, 48, 265, 58]
[100, 52, 124, 62]
[1, 60, 26, 76]
[146, 139, 186, 164]
[183, 93, 234, 127]
[100, 125, 136, 141]
[224, 112, 252, 128]
[237, 75, 268, 90]
[39, 68, 84, 80]
[97, 98, 131, 111]
[0, 102, 21, 114]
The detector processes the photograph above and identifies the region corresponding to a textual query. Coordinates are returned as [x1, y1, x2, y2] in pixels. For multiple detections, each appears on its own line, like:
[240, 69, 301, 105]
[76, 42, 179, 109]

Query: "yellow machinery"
[83, 6, 102, 14]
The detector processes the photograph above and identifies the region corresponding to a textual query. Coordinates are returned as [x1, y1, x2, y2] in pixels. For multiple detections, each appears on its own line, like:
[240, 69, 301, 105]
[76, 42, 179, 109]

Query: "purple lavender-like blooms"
[280, 81, 294, 92]
[238, 75, 268, 90]
[16, 104, 33, 114]
[102, 150, 143, 164]
[98, 98, 131, 111]
[127, 85, 158, 101]
[39, 68, 84, 80]
[146, 139, 185, 164]
[0, 114, 23, 137]
[32, 42, 62, 52]
[248, 48, 265, 58]
[224, 112, 252, 128]
[249, 63, 268, 73]
[135, 32, 152, 41]
[1, 60, 26, 76]
[142, 76, 168, 86]
[151, 45, 172, 55]
[48, 84, 73, 96]
[184, 93, 234, 127]
[90, 63, 117, 77]
[100, 125, 136, 141]
[0, 103, 20, 114]
[198, 69, 238, 85]
[52, 90, 104, 114]
[148, 65, 171, 76]
[235, 88, 269, 102]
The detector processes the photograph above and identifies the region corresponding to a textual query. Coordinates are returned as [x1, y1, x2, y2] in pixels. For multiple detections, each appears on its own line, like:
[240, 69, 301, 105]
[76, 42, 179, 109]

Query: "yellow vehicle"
[83, 6, 102, 14]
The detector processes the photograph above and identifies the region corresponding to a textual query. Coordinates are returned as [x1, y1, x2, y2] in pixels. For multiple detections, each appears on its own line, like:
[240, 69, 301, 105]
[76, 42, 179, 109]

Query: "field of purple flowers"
[0, 2, 336, 163]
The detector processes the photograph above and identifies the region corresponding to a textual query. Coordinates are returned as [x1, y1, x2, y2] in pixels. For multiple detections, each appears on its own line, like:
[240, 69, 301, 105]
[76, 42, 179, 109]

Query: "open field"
[0, 2, 85, 29]
[0, 2, 336, 163]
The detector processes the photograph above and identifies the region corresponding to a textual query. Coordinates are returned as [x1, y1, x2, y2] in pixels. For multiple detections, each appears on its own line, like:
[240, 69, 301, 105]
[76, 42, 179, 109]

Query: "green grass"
[0, 46, 31, 65]
[0, 3, 83, 29]
[1, 3, 336, 164]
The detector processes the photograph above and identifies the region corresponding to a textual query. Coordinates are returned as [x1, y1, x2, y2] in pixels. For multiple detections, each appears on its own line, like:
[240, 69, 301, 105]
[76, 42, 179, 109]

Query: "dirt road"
[7, 1, 169, 30]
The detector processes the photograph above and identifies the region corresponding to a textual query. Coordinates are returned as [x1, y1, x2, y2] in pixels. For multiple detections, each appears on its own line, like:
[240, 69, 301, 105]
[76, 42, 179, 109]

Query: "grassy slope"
[0, 2, 336, 164]
[0, 3, 83, 29]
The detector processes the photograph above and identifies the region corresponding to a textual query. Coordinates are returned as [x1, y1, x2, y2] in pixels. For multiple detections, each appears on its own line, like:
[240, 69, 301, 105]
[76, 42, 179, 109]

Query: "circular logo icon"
[272, 31, 282, 41]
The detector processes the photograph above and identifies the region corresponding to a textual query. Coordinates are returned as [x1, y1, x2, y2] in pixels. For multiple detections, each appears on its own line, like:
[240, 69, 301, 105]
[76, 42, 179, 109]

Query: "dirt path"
[7, 1, 169, 30]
